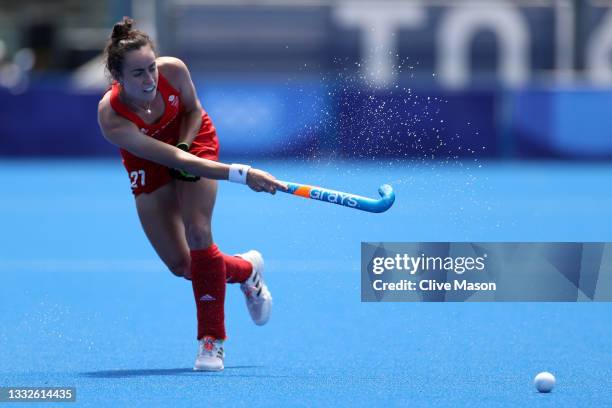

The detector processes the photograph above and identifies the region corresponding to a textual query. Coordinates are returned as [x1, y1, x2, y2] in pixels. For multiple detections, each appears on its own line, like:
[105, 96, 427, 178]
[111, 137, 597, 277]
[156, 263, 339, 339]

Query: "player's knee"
[168, 258, 190, 278]
[184, 221, 213, 249]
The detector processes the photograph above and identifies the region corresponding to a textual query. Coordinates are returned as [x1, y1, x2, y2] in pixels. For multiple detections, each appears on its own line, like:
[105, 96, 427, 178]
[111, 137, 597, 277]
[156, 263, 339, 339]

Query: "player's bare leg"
[135, 182, 192, 279]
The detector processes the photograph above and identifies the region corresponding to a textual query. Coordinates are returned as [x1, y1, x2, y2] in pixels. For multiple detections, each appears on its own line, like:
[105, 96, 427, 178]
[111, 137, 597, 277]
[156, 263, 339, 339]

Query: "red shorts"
[121, 115, 220, 196]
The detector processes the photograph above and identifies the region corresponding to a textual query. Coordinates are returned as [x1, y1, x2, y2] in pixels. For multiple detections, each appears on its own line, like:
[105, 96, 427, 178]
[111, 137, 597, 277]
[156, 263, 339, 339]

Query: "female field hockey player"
[97, 17, 286, 371]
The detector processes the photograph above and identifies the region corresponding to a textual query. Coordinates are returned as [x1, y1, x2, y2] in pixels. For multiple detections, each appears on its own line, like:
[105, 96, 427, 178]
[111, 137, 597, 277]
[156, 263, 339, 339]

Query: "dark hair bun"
[104, 17, 156, 80]
[111, 17, 134, 43]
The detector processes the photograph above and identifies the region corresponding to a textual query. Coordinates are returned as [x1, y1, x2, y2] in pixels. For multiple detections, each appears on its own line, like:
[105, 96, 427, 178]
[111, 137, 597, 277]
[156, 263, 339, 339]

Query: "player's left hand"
[169, 143, 201, 182]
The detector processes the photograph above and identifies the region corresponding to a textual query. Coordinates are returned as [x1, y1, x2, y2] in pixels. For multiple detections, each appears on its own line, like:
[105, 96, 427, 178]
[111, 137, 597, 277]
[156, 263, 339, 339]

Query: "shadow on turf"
[82, 366, 262, 378]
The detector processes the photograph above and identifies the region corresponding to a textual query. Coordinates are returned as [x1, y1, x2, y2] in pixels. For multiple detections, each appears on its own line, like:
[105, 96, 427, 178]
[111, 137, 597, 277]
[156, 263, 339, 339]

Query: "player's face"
[119, 45, 158, 103]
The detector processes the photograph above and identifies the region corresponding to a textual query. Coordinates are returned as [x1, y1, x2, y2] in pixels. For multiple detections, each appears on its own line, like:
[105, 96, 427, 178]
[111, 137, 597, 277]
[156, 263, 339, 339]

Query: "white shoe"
[237, 250, 272, 326]
[193, 336, 225, 371]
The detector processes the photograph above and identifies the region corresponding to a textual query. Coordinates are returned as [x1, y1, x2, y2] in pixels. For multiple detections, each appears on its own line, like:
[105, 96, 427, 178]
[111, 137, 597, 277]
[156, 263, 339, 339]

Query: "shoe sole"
[193, 365, 224, 372]
[237, 250, 272, 325]
[247, 251, 272, 326]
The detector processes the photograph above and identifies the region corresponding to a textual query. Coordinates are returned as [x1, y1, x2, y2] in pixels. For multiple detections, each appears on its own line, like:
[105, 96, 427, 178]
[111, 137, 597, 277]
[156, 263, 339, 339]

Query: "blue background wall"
[1, 77, 612, 160]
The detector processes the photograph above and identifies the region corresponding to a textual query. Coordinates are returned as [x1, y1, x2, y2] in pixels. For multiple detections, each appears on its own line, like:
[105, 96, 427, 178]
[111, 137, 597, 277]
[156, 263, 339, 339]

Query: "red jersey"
[108, 72, 219, 196]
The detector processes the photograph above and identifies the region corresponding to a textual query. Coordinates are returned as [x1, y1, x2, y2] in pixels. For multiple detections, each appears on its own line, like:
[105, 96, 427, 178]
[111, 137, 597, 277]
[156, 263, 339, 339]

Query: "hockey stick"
[278, 181, 395, 213]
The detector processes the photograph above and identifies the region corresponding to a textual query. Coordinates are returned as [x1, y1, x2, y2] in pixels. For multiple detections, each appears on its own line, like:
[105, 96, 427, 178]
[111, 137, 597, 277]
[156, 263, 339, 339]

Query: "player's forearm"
[178, 108, 203, 146]
[180, 151, 230, 180]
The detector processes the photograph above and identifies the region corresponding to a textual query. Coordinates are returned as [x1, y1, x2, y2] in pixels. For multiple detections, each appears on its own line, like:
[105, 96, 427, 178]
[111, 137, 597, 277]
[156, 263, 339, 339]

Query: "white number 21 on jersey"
[130, 170, 146, 189]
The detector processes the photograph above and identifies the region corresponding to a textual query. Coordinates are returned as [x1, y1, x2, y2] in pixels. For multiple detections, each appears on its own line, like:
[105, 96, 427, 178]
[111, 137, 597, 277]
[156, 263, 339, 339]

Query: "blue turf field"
[1, 159, 611, 407]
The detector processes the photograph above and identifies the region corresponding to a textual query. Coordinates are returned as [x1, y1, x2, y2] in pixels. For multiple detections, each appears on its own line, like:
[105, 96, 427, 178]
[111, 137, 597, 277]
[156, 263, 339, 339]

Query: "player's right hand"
[169, 167, 200, 182]
[246, 169, 288, 194]
[169, 142, 201, 182]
